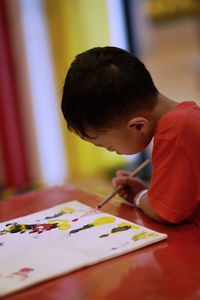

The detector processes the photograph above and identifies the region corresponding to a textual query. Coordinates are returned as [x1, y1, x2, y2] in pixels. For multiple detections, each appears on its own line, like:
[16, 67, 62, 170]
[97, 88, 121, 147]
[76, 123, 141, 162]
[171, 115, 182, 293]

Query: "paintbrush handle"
[97, 159, 150, 209]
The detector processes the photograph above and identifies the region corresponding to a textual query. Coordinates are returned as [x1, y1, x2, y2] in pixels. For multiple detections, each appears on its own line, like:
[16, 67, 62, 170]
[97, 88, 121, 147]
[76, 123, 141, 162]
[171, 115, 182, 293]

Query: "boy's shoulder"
[154, 101, 200, 139]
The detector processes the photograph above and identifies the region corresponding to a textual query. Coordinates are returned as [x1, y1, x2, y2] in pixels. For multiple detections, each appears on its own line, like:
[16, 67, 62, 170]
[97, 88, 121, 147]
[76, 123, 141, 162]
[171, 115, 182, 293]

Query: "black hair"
[61, 46, 158, 137]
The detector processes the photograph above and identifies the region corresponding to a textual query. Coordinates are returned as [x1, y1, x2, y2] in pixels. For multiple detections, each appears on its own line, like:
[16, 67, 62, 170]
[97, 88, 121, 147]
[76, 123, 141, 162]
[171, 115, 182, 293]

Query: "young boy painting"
[61, 46, 200, 225]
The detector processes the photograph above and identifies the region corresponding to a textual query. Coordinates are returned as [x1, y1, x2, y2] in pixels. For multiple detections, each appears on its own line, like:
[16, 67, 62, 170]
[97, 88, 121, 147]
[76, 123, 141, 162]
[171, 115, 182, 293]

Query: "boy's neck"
[150, 93, 178, 127]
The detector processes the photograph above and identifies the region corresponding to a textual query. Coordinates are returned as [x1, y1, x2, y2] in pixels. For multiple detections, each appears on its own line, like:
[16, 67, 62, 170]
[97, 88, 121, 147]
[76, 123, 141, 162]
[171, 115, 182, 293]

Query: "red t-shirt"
[148, 101, 200, 224]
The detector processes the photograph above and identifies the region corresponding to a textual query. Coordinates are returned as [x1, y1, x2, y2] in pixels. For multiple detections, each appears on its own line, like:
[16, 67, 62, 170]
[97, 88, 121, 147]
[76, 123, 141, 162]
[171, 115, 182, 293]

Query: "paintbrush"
[96, 158, 150, 210]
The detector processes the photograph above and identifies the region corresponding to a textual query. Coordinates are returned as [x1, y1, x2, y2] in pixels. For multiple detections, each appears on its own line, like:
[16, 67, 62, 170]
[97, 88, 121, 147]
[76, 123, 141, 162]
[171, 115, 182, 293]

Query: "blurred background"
[0, 0, 200, 200]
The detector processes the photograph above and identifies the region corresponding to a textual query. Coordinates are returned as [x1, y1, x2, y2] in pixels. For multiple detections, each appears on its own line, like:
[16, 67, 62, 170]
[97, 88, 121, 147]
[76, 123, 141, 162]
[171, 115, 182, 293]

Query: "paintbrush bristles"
[97, 159, 150, 209]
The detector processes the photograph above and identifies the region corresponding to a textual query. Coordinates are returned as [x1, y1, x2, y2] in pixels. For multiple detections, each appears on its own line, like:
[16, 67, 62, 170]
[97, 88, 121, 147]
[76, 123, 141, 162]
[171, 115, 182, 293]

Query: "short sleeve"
[148, 138, 198, 223]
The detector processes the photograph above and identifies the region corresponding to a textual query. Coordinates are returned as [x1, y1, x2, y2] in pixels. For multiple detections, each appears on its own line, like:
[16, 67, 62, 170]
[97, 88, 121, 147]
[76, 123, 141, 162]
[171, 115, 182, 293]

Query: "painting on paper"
[0, 200, 167, 297]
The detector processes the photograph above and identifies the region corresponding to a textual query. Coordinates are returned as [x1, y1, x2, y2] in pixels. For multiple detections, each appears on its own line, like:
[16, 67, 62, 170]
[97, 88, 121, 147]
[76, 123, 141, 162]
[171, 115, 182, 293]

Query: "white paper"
[0, 201, 167, 297]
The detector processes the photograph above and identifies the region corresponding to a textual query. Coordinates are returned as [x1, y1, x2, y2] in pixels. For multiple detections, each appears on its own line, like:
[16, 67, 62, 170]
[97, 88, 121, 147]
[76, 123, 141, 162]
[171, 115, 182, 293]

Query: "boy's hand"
[112, 170, 148, 203]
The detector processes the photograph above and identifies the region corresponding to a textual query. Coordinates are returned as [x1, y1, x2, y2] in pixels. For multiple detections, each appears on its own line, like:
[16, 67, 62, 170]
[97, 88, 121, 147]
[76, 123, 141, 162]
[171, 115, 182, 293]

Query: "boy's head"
[61, 46, 158, 155]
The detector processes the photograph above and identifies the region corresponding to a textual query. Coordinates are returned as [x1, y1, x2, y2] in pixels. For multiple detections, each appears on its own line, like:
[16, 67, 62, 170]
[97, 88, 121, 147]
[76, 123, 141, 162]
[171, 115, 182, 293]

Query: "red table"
[0, 185, 200, 300]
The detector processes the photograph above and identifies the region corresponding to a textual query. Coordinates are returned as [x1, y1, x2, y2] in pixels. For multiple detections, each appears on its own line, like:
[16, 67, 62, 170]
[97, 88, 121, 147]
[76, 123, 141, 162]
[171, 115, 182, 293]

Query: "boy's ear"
[127, 117, 149, 133]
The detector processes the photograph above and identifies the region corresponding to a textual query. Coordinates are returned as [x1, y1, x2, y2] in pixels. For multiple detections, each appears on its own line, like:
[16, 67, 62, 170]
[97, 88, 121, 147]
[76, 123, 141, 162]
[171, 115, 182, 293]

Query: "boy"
[61, 46, 200, 225]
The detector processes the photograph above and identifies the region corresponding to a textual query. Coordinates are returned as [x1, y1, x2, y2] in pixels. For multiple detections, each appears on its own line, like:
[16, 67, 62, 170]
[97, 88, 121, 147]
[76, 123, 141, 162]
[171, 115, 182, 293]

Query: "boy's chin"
[115, 146, 148, 155]
[121, 149, 146, 155]
[118, 151, 136, 155]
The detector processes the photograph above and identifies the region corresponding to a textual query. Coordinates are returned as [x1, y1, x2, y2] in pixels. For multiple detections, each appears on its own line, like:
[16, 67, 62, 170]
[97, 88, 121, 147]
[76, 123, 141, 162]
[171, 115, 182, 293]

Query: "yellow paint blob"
[132, 231, 158, 242]
[48, 219, 71, 230]
[60, 206, 75, 214]
[58, 223, 71, 230]
[148, 233, 158, 237]
[90, 216, 116, 226]
[48, 219, 69, 223]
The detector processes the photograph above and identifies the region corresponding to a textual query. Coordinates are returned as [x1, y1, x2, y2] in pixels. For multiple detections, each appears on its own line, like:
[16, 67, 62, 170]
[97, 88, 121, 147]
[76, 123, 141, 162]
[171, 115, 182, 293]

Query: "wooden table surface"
[0, 185, 200, 300]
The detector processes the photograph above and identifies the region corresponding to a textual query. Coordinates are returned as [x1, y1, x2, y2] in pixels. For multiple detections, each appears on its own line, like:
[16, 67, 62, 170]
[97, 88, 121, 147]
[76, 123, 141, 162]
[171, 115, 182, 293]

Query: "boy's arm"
[134, 191, 168, 223]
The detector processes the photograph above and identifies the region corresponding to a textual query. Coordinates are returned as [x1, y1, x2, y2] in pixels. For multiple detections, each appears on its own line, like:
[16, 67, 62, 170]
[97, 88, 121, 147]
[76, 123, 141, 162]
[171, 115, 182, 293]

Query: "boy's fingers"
[112, 176, 142, 190]
[112, 177, 129, 188]
[111, 178, 118, 188]
[116, 170, 131, 177]
[119, 190, 126, 197]
[113, 176, 135, 186]
[119, 191, 130, 201]
[124, 193, 129, 200]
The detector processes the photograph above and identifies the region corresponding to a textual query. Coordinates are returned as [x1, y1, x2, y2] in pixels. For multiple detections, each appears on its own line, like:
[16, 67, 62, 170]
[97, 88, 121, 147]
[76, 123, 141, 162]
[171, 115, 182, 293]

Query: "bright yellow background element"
[45, 0, 125, 179]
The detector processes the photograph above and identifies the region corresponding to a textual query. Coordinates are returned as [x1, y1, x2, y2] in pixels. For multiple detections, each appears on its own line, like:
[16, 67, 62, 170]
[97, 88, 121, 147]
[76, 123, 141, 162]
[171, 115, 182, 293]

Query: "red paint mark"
[72, 218, 78, 222]
[19, 268, 34, 273]
[8, 268, 34, 281]
[32, 223, 54, 233]
[99, 234, 110, 238]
